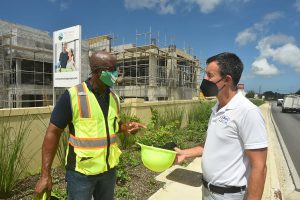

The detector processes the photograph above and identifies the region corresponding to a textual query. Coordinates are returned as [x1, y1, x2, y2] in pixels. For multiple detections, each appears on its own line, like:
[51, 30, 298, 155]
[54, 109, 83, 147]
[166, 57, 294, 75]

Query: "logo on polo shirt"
[218, 115, 230, 125]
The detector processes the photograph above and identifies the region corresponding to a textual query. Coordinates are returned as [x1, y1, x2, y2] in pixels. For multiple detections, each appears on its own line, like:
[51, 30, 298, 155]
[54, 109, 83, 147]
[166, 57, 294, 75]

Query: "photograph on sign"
[53, 25, 81, 87]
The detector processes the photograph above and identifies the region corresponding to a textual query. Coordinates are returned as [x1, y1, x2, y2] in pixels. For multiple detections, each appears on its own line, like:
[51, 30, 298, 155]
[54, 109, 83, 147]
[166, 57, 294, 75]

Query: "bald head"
[89, 51, 117, 73]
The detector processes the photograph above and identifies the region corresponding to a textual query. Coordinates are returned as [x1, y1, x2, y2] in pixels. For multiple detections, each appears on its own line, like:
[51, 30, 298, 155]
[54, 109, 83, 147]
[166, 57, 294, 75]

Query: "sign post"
[52, 25, 81, 105]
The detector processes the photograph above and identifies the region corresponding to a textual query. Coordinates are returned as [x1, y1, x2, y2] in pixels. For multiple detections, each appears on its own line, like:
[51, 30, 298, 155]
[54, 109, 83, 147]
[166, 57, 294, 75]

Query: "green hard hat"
[137, 143, 176, 172]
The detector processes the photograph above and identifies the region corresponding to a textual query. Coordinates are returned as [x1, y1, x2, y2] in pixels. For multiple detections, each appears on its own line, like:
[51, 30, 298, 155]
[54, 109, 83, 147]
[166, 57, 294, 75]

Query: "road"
[271, 102, 300, 184]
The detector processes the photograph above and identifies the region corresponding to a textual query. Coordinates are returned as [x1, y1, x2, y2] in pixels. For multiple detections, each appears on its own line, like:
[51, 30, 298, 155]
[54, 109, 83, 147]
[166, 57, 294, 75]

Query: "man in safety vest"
[34, 50, 146, 200]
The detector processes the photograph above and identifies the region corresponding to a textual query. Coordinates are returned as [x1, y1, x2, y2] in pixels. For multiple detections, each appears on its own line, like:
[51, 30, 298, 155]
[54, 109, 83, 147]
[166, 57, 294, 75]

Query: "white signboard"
[53, 25, 81, 87]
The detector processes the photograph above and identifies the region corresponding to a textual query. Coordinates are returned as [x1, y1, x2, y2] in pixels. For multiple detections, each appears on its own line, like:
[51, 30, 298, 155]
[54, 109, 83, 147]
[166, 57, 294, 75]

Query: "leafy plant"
[0, 112, 34, 198]
[148, 107, 183, 130]
[117, 112, 141, 149]
[51, 187, 67, 200]
[136, 126, 177, 148]
[118, 150, 140, 168]
[116, 167, 130, 185]
[115, 186, 131, 199]
[188, 102, 214, 125]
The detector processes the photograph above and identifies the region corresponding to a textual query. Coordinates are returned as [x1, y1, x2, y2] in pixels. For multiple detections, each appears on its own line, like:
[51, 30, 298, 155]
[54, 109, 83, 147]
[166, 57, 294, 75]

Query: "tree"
[263, 91, 275, 100]
[246, 90, 255, 98]
[296, 89, 300, 95]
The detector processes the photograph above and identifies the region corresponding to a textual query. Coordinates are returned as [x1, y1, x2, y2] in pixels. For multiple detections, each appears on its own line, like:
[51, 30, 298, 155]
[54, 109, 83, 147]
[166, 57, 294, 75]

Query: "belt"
[202, 179, 246, 195]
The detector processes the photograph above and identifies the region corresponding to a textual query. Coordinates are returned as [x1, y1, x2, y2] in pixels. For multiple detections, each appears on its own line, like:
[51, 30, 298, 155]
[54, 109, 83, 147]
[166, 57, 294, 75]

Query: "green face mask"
[99, 70, 118, 87]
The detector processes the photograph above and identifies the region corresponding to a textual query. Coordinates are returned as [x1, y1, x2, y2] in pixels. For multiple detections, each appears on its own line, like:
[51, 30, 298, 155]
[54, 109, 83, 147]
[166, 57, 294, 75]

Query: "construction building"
[112, 43, 201, 101]
[0, 19, 202, 108]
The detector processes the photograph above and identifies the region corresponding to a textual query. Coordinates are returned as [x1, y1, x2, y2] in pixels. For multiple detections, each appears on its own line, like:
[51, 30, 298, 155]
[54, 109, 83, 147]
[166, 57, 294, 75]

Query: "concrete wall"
[0, 99, 201, 175]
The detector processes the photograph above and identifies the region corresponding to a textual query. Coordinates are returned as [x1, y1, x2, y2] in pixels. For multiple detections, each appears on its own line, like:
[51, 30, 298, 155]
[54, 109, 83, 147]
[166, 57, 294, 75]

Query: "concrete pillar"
[167, 52, 177, 100]
[149, 49, 158, 87]
[148, 87, 157, 101]
[148, 49, 158, 101]
[16, 59, 21, 87]
[16, 59, 22, 107]
[167, 52, 177, 87]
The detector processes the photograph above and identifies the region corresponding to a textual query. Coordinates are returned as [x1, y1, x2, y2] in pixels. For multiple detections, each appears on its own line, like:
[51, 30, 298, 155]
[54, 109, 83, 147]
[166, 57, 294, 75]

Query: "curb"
[262, 103, 284, 200]
[269, 104, 300, 190]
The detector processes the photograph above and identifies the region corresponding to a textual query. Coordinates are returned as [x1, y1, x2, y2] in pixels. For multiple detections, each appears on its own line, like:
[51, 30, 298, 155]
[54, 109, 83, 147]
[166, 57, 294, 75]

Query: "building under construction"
[112, 43, 201, 101]
[0, 19, 202, 108]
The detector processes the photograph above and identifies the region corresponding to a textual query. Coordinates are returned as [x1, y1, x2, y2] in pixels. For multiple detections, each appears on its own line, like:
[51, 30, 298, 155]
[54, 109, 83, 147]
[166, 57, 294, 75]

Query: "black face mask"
[200, 78, 224, 97]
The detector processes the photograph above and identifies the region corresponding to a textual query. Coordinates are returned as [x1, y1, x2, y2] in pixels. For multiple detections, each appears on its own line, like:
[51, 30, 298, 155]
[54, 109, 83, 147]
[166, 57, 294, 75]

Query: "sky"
[1, 0, 300, 94]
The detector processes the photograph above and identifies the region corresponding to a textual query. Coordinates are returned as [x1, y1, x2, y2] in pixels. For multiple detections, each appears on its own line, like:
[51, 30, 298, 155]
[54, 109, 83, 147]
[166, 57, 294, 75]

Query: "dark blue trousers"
[66, 168, 116, 200]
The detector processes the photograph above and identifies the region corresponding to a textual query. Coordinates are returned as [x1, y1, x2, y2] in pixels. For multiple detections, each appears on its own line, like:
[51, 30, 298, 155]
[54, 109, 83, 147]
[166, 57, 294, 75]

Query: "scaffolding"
[112, 29, 203, 101]
[0, 20, 53, 108]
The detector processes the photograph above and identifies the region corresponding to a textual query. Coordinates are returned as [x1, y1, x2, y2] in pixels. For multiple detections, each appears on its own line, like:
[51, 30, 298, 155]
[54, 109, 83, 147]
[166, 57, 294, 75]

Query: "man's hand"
[34, 175, 52, 200]
[121, 122, 146, 134]
[34, 123, 63, 199]
[174, 147, 187, 164]
[174, 145, 204, 164]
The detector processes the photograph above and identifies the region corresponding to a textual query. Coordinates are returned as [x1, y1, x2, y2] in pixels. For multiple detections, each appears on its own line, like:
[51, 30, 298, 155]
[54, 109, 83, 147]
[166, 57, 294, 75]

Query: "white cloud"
[251, 58, 280, 76]
[263, 11, 284, 23]
[256, 34, 295, 57]
[235, 28, 256, 46]
[273, 44, 300, 72]
[48, 0, 70, 11]
[235, 11, 284, 46]
[124, 0, 248, 14]
[251, 34, 300, 76]
[60, 2, 69, 10]
[295, 0, 300, 11]
[185, 0, 222, 14]
[124, 0, 159, 10]
[124, 0, 175, 14]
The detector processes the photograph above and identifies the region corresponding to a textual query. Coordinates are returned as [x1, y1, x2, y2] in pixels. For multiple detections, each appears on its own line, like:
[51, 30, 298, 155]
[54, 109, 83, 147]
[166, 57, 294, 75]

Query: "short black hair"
[206, 52, 243, 86]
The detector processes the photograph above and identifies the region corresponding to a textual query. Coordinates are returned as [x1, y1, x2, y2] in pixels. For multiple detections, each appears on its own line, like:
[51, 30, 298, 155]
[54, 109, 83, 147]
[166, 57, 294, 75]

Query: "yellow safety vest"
[66, 82, 121, 175]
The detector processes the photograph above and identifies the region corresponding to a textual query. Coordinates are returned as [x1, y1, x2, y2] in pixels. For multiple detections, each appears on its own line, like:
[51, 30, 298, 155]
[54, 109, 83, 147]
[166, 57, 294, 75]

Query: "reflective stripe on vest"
[76, 84, 91, 118]
[110, 91, 120, 115]
[68, 134, 116, 149]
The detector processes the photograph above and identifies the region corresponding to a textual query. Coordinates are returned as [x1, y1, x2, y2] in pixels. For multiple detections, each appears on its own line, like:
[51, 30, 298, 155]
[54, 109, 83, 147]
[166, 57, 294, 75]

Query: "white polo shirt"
[201, 92, 267, 187]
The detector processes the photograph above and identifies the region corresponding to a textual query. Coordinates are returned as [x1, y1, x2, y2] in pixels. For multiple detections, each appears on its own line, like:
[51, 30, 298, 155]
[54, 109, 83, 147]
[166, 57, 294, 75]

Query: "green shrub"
[136, 125, 178, 148]
[51, 186, 67, 200]
[148, 107, 183, 130]
[115, 186, 131, 199]
[117, 112, 141, 150]
[188, 102, 214, 125]
[250, 99, 265, 107]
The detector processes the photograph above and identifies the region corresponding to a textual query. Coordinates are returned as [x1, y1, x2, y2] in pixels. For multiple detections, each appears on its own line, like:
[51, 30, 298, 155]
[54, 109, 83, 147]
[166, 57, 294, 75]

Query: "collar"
[212, 92, 242, 113]
[85, 79, 110, 95]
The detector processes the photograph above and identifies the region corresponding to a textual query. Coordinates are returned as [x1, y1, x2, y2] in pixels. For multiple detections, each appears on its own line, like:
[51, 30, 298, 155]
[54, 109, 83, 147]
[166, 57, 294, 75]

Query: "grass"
[148, 107, 184, 130]
[250, 99, 265, 107]
[0, 112, 34, 198]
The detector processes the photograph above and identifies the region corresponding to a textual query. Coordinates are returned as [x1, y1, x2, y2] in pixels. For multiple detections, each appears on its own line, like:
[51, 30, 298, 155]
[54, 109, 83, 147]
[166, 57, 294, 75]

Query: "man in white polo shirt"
[175, 52, 267, 200]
